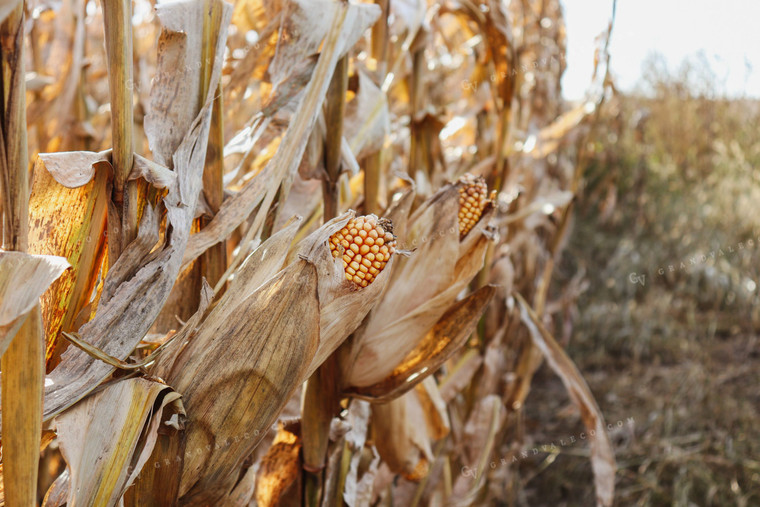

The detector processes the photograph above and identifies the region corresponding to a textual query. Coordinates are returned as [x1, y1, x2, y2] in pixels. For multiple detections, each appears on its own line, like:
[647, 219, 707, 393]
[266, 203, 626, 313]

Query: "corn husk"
[137, 212, 391, 504]
[371, 388, 433, 482]
[255, 422, 302, 507]
[343, 181, 495, 393]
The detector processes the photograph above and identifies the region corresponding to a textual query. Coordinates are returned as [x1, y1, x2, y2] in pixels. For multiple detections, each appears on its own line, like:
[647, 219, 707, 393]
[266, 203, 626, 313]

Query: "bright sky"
[560, 0, 760, 99]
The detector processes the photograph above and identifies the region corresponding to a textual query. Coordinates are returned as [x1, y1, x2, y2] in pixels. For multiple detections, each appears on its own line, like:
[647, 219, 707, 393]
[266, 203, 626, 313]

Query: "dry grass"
[527, 54, 760, 506]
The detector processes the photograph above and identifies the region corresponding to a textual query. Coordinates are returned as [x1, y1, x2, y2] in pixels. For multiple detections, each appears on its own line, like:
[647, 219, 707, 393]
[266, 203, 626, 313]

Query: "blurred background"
[522, 1, 760, 505]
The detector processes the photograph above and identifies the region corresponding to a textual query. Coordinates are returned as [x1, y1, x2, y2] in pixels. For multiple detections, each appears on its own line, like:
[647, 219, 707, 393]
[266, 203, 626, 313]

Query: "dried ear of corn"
[135, 212, 393, 503]
[343, 182, 494, 390]
[163, 259, 321, 505]
[300, 211, 397, 377]
[456, 173, 491, 238]
[329, 215, 396, 288]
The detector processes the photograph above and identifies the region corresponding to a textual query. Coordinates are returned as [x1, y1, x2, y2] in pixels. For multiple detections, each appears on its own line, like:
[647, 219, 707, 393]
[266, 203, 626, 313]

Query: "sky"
[560, 0, 760, 99]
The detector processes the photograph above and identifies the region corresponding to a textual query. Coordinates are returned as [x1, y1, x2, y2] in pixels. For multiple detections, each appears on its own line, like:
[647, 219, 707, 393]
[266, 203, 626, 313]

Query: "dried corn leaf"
[345, 71, 390, 159]
[37, 150, 111, 188]
[516, 293, 615, 507]
[0, 251, 69, 353]
[55, 378, 182, 506]
[347, 285, 494, 401]
[28, 154, 109, 368]
[42, 468, 69, 507]
[438, 348, 483, 403]
[0, 0, 21, 24]
[8, 0, 233, 427]
[451, 394, 504, 499]
[183, 0, 380, 267]
[416, 376, 449, 441]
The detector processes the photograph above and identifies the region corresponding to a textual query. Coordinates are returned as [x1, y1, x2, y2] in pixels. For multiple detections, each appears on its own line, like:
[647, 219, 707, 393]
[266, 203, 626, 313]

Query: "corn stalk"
[303, 50, 350, 507]
[0, 4, 44, 505]
[101, 0, 137, 255]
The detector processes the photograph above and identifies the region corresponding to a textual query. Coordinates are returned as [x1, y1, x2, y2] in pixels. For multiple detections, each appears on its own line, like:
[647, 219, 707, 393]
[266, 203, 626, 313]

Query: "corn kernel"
[329, 215, 397, 288]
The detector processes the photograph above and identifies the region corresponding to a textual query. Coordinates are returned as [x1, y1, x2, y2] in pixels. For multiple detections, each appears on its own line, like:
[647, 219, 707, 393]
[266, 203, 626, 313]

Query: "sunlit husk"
[135, 213, 392, 504]
[344, 183, 494, 390]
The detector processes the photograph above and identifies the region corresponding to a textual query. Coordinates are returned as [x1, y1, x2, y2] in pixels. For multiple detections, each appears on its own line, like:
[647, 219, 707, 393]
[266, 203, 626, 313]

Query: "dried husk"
[371, 387, 433, 482]
[255, 422, 303, 507]
[344, 182, 494, 390]
[138, 212, 390, 504]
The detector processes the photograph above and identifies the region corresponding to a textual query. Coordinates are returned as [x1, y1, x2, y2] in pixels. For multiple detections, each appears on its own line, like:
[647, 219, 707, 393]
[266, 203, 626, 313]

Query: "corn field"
[0, 0, 617, 504]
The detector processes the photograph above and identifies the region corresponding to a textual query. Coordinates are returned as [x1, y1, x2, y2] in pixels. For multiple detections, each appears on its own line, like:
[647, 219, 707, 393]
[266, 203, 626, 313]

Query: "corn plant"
[0, 0, 617, 505]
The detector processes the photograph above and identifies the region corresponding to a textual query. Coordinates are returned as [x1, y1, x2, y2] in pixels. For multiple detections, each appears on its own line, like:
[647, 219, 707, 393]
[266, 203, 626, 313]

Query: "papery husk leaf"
[270, 0, 379, 87]
[298, 211, 396, 377]
[7, 0, 232, 428]
[54, 378, 182, 506]
[451, 394, 504, 499]
[165, 260, 320, 504]
[515, 292, 616, 507]
[371, 389, 433, 482]
[255, 422, 303, 507]
[347, 285, 494, 400]
[28, 155, 109, 368]
[37, 150, 110, 188]
[389, 184, 460, 311]
[0, 251, 69, 354]
[438, 348, 483, 403]
[225, 462, 259, 506]
[346, 208, 492, 388]
[0, 0, 21, 24]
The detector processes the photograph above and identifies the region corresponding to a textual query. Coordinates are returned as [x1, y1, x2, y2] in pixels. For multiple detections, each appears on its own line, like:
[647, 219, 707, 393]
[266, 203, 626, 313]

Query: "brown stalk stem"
[408, 47, 425, 178]
[102, 0, 137, 254]
[200, 0, 227, 288]
[302, 53, 349, 507]
[1, 6, 43, 505]
[364, 0, 390, 214]
[321, 54, 348, 221]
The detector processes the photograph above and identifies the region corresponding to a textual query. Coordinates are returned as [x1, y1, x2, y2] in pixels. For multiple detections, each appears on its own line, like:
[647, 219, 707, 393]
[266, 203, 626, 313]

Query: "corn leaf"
[55, 378, 183, 506]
